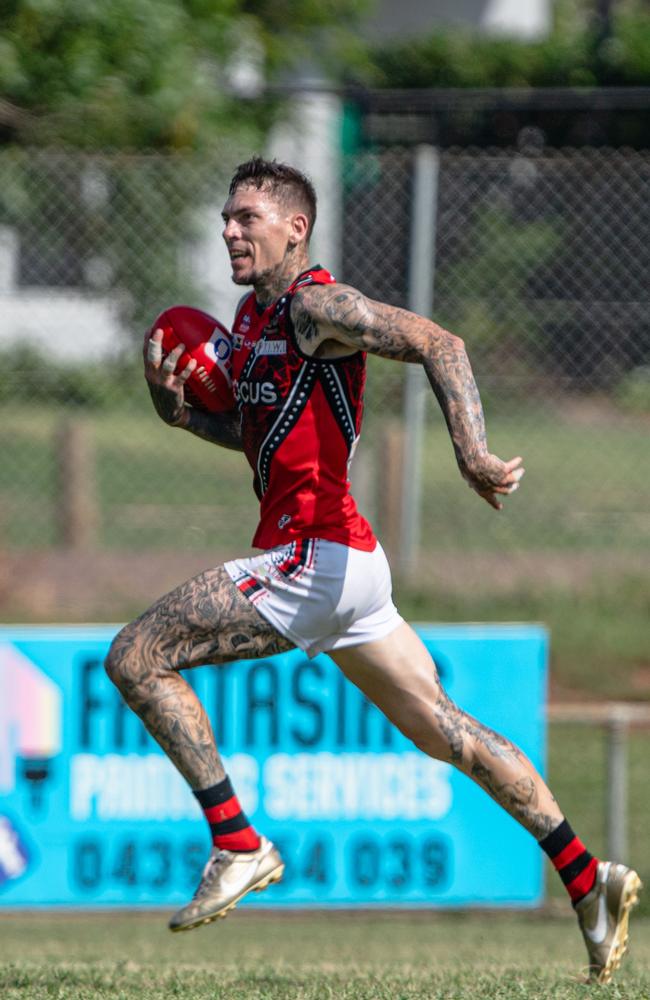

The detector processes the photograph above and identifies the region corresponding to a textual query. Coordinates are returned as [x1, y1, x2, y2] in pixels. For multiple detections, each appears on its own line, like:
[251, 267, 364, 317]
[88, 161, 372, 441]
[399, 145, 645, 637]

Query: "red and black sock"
[539, 818, 598, 904]
[193, 777, 261, 853]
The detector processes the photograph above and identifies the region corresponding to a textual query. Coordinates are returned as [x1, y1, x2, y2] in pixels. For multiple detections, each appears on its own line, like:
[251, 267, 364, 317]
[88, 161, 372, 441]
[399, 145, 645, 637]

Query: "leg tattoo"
[432, 687, 561, 839]
[105, 566, 293, 788]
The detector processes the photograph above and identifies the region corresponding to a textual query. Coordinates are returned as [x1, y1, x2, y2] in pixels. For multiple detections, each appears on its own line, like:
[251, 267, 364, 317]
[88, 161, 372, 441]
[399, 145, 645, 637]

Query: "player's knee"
[394, 711, 452, 762]
[104, 622, 141, 691]
[406, 699, 467, 764]
[409, 727, 452, 761]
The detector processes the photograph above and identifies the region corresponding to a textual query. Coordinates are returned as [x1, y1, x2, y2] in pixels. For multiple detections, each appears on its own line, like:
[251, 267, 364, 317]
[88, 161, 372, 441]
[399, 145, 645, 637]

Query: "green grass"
[1, 727, 649, 997]
[0, 406, 257, 553]
[1, 910, 648, 999]
[416, 412, 650, 553]
[2, 402, 648, 555]
[545, 727, 650, 912]
[397, 578, 650, 701]
[1, 403, 648, 698]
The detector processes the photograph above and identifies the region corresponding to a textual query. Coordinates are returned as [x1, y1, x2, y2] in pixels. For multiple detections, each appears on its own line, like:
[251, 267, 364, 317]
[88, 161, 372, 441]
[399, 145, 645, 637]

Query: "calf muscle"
[331, 623, 562, 842]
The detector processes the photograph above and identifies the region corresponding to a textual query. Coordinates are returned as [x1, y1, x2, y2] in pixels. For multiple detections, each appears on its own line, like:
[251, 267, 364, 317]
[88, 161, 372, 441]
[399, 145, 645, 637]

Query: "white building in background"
[0, 199, 252, 362]
[368, 0, 553, 40]
[482, 0, 552, 38]
[267, 90, 343, 279]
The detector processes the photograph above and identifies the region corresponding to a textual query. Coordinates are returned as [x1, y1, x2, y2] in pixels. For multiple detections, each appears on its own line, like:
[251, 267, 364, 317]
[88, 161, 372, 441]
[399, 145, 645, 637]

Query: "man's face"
[221, 183, 300, 286]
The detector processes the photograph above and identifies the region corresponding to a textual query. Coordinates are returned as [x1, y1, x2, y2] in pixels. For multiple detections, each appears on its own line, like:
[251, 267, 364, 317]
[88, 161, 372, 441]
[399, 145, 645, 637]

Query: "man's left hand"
[463, 454, 525, 510]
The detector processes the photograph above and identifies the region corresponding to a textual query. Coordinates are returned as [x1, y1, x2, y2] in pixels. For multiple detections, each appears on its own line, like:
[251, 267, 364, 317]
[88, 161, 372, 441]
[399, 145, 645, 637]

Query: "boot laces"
[194, 848, 230, 899]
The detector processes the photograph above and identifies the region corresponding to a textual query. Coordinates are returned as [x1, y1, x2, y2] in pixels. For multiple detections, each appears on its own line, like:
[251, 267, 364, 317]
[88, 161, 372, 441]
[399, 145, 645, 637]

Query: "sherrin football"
[151, 305, 236, 413]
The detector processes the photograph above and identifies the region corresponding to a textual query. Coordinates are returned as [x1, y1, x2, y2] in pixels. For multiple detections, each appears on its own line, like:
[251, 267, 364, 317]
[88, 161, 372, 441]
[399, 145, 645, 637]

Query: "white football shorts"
[224, 538, 403, 658]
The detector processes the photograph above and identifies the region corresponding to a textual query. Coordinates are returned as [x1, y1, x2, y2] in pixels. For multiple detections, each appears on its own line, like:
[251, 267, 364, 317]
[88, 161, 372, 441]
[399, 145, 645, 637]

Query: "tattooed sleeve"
[183, 407, 244, 452]
[106, 566, 293, 788]
[291, 283, 488, 478]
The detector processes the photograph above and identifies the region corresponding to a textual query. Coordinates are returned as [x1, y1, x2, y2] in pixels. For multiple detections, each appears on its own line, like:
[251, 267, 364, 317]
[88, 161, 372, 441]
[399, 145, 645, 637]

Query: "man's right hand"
[143, 329, 197, 428]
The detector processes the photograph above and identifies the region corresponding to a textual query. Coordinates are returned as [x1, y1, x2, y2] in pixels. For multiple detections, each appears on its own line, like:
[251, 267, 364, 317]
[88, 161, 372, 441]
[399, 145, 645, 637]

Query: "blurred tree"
[0, 0, 370, 348]
[1, 0, 238, 148]
[0, 0, 368, 149]
[360, 0, 650, 90]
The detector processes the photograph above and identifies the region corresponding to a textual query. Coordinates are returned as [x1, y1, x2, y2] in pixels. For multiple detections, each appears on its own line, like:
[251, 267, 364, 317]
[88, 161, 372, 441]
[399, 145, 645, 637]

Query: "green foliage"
[0, 0, 247, 149]
[362, 5, 650, 90]
[0, 0, 368, 150]
[0, 345, 144, 409]
[241, 0, 371, 78]
[432, 199, 563, 378]
[0, 1, 369, 344]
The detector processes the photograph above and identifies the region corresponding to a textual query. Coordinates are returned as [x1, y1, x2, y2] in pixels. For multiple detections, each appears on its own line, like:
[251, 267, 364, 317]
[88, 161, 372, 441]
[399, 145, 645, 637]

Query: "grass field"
[2, 909, 649, 999]
[1, 402, 649, 700]
[2, 725, 650, 998]
[2, 401, 648, 555]
[398, 579, 650, 701]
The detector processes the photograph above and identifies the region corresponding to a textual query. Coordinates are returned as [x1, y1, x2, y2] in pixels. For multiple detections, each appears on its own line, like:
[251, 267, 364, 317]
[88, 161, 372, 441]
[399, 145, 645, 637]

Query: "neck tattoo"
[254, 251, 310, 308]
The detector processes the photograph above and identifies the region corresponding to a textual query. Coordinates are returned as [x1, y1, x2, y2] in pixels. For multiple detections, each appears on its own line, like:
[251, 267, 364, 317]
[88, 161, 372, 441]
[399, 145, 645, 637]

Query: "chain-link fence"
[0, 142, 648, 620]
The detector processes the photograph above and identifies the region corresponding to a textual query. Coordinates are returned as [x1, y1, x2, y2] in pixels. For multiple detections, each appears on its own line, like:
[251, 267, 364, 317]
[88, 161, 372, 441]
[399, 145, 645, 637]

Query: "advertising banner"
[0, 624, 547, 907]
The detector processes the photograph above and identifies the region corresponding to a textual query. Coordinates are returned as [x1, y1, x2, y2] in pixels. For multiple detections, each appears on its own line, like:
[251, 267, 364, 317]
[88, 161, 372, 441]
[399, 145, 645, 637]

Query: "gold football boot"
[575, 860, 642, 983]
[169, 835, 284, 932]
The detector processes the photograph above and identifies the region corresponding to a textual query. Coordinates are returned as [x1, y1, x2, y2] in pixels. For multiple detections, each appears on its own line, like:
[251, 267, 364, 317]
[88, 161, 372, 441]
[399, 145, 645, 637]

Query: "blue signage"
[0, 624, 547, 908]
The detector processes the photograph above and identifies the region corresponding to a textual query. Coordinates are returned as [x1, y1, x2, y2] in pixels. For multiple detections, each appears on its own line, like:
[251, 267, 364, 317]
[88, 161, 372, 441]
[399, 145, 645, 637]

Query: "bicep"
[294, 283, 443, 363]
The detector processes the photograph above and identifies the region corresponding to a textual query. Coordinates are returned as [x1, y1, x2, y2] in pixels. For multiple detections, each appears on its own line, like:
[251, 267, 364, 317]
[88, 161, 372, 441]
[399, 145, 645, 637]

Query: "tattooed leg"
[330, 622, 564, 841]
[432, 690, 561, 839]
[105, 566, 294, 789]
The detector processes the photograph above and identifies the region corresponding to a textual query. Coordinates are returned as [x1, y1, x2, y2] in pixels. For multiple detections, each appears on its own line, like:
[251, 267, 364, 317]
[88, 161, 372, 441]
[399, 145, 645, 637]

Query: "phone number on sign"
[71, 832, 452, 898]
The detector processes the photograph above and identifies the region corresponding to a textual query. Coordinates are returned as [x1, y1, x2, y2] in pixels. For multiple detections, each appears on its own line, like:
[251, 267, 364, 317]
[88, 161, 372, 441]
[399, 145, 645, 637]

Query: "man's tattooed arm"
[181, 407, 244, 451]
[146, 382, 243, 451]
[144, 329, 243, 452]
[291, 283, 524, 508]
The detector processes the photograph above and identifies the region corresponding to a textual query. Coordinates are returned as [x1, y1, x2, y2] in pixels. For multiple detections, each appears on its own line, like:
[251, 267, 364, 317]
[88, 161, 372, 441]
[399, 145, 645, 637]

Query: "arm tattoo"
[147, 382, 184, 427]
[184, 407, 243, 452]
[293, 284, 489, 476]
[146, 379, 243, 451]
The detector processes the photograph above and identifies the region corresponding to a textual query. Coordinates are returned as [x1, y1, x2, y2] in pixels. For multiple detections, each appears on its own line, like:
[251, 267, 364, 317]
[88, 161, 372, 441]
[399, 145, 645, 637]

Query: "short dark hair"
[229, 157, 317, 239]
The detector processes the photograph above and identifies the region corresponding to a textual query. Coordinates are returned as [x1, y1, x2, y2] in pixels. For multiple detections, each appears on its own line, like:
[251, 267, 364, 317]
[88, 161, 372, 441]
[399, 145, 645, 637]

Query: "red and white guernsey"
[230, 266, 376, 552]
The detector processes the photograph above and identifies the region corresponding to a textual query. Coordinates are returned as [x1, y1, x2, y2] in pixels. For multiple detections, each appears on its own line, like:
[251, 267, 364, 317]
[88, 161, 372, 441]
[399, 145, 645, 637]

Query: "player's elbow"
[441, 329, 465, 354]
[421, 325, 466, 365]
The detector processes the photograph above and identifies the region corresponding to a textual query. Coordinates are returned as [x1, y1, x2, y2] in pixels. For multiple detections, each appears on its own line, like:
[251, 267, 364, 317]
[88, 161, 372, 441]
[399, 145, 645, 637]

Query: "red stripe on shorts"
[237, 576, 265, 596]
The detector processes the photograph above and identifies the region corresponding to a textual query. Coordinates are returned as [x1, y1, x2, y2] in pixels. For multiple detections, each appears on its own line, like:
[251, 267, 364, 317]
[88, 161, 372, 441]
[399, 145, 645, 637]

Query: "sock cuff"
[539, 818, 573, 858]
[540, 818, 597, 903]
[193, 777, 235, 810]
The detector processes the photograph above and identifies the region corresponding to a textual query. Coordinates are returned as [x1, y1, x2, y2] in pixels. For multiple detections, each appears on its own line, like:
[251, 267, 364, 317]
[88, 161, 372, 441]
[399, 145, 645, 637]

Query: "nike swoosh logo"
[584, 893, 609, 944]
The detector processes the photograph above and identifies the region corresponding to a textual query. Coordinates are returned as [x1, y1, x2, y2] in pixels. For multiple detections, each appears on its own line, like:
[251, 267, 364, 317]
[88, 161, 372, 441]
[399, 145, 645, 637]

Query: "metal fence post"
[400, 145, 439, 576]
[56, 417, 98, 550]
[548, 702, 650, 867]
[606, 706, 629, 861]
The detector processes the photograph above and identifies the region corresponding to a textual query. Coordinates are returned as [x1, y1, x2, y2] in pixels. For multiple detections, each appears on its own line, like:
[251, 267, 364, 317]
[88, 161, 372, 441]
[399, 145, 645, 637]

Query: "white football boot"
[575, 860, 642, 983]
[169, 835, 284, 932]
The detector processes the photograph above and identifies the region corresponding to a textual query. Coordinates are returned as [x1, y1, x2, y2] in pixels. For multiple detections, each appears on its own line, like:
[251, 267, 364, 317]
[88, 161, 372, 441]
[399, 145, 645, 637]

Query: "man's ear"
[289, 211, 309, 247]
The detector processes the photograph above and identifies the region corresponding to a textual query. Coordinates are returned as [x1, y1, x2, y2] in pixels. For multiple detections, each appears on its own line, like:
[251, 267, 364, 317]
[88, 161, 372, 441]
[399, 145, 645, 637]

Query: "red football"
[150, 305, 235, 413]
